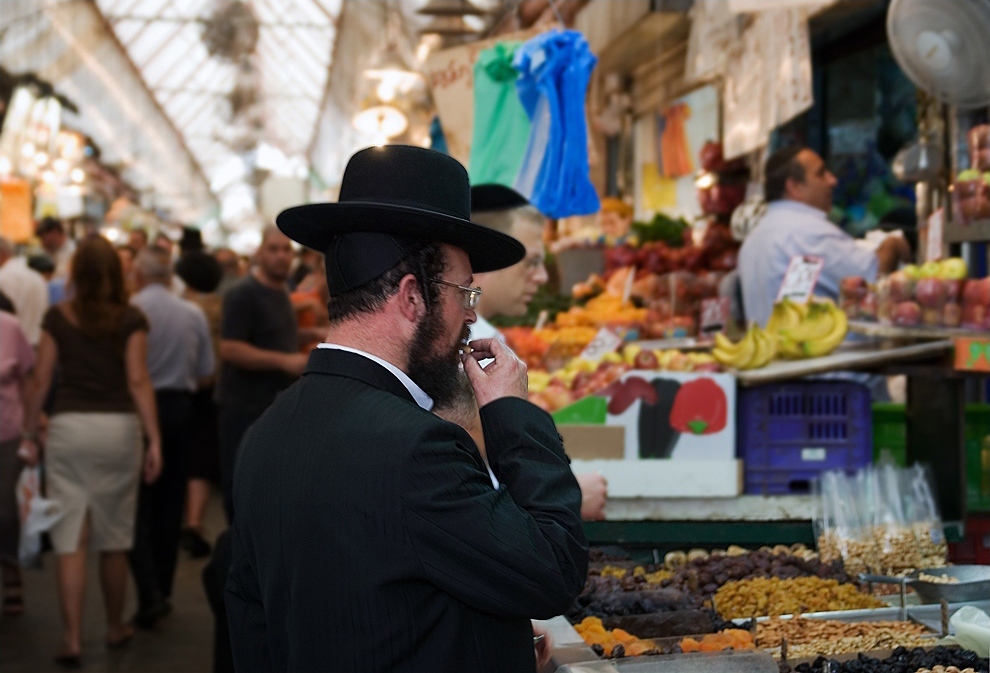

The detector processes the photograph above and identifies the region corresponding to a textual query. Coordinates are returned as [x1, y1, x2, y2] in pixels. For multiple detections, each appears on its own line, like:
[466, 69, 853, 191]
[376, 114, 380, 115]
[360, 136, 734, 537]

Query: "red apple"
[893, 301, 922, 326]
[886, 271, 916, 303]
[942, 302, 962, 328]
[841, 276, 868, 300]
[963, 303, 990, 330]
[915, 278, 947, 309]
[964, 277, 990, 307]
[633, 350, 660, 370]
[944, 279, 964, 303]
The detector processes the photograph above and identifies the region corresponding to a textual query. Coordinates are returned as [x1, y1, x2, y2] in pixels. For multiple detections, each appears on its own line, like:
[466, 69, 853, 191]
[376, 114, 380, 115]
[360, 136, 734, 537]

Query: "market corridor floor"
[0, 497, 225, 672]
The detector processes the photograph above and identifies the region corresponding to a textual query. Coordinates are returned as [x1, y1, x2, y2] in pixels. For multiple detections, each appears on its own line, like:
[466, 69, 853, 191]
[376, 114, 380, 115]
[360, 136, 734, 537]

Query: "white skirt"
[45, 412, 142, 553]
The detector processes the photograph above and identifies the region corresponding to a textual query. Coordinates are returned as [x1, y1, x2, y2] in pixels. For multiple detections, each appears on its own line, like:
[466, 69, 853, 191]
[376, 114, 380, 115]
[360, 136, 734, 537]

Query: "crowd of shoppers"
[0, 218, 329, 669]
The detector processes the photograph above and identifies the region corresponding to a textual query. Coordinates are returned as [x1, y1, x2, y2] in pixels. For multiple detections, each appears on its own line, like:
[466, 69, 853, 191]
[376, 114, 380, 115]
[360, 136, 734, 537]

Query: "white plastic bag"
[942, 606, 990, 659]
[16, 466, 63, 567]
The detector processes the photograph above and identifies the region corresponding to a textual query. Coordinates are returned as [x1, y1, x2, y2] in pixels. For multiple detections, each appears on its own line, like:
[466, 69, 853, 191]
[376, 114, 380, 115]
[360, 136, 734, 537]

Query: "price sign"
[700, 297, 732, 334]
[776, 255, 824, 304]
[925, 208, 945, 262]
[579, 328, 623, 363]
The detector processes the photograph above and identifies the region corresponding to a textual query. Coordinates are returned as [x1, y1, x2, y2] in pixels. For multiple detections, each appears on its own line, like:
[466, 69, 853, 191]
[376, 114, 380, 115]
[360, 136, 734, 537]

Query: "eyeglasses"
[433, 279, 482, 310]
[521, 255, 545, 274]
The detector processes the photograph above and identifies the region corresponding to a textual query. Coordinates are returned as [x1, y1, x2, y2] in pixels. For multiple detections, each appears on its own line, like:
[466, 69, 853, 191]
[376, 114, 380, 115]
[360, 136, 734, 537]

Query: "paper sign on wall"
[776, 255, 824, 303]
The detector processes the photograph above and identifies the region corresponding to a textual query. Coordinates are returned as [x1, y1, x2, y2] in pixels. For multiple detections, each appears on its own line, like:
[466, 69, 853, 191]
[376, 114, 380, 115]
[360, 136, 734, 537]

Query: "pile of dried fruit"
[662, 547, 848, 598]
[679, 630, 755, 653]
[756, 617, 933, 659]
[781, 646, 989, 673]
[713, 576, 885, 619]
[573, 617, 660, 658]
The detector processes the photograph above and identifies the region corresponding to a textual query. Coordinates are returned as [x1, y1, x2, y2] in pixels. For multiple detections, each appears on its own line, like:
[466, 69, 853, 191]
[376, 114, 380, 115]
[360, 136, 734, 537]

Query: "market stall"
[436, 2, 990, 668]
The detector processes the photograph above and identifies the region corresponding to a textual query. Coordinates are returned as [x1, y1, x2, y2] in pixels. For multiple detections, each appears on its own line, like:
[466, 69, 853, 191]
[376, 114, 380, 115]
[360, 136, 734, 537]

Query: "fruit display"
[756, 617, 933, 660]
[712, 298, 848, 369]
[781, 646, 989, 673]
[845, 259, 989, 329]
[712, 576, 885, 620]
[527, 345, 720, 413]
[573, 617, 756, 660]
[660, 546, 850, 599]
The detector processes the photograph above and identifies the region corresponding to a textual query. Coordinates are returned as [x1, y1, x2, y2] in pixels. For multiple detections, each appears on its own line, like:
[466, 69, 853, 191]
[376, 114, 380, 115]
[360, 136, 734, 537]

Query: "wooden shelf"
[730, 340, 953, 386]
[848, 320, 988, 340]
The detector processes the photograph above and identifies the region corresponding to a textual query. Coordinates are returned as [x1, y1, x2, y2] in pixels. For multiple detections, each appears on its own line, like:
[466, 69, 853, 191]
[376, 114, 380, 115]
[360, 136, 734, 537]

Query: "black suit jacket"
[225, 348, 588, 673]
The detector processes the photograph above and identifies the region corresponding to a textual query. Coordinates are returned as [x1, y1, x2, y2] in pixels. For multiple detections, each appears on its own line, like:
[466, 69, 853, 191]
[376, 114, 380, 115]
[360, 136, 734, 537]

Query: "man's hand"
[143, 438, 163, 484]
[576, 472, 608, 521]
[876, 235, 913, 274]
[282, 352, 309, 377]
[532, 622, 553, 670]
[462, 338, 528, 407]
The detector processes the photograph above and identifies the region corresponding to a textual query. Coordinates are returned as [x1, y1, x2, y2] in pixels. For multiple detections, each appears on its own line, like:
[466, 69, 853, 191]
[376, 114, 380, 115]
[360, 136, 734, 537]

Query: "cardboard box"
[558, 425, 625, 461]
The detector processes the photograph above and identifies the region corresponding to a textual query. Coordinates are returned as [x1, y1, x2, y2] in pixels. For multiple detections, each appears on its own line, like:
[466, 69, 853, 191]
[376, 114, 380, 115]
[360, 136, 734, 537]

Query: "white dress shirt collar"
[316, 343, 434, 411]
[767, 199, 829, 220]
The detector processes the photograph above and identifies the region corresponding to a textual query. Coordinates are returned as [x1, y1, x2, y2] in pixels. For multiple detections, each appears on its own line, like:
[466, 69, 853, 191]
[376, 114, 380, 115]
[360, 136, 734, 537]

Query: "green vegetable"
[630, 213, 690, 247]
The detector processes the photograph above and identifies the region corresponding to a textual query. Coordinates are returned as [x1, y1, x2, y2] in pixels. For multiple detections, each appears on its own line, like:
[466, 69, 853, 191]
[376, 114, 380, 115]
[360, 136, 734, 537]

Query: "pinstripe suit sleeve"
[225, 524, 273, 673]
[402, 397, 588, 619]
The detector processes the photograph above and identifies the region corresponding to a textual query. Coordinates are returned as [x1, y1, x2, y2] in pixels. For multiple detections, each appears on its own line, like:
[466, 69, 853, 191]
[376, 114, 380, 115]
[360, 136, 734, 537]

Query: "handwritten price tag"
[579, 328, 623, 363]
[776, 255, 824, 304]
[700, 297, 732, 334]
[926, 208, 945, 262]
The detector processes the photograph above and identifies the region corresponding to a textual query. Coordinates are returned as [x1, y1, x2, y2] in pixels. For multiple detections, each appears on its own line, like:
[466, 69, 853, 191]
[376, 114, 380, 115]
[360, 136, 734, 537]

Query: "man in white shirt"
[35, 218, 75, 280]
[470, 184, 609, 520]
[0, 237, 49, 345]
[738, 147, 911, 327]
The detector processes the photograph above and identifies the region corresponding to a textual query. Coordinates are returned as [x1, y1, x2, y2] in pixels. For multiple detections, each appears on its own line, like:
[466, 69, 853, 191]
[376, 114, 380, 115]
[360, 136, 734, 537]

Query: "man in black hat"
[225, 146, 588, 673]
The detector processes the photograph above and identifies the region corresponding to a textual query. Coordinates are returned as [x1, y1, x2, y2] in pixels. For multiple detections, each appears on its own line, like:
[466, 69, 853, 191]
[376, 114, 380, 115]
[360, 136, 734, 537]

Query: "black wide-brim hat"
[471, 184, 530, 213]
[277, 146, 525, 293]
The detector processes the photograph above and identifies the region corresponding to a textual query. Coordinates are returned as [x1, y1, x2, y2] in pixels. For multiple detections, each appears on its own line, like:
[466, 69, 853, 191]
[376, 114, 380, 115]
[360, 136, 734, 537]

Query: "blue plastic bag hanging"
[513, 30, 600, 219]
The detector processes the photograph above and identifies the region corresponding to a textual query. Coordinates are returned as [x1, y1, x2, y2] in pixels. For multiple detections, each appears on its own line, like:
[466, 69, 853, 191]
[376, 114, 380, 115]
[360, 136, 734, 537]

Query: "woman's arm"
[125, 330, 162, 483]
[21, 331, 57, 433]
[17, 334, 51, 466]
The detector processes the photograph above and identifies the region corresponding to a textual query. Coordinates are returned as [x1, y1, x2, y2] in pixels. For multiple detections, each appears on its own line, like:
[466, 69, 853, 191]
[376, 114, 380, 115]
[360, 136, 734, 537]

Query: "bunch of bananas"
[713, 325, 777, 370]
[712, 298, 848, 370]
[767, 297, 848, 358]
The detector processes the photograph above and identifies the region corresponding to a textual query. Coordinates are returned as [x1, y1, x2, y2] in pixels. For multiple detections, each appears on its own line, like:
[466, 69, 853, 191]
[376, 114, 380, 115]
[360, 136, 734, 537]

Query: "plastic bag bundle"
[814, 471, 868, 574]
[815, 464, 947, 575]
[513, 30, 600, 219]
[16, 466, 63, 568]
[904, 464, 948, 569]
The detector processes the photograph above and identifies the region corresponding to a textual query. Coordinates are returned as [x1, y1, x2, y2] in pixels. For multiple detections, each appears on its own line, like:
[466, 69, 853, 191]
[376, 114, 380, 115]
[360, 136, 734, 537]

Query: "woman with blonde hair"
[20, 234, 162, 668]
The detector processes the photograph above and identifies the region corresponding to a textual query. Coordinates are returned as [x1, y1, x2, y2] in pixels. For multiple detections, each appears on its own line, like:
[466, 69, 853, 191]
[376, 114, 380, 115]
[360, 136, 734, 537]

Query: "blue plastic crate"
[738, 381, 873, 495]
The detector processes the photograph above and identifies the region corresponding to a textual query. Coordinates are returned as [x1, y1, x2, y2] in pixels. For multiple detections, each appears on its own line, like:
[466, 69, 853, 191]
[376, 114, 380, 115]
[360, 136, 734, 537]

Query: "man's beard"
[407, 304, 469, 409]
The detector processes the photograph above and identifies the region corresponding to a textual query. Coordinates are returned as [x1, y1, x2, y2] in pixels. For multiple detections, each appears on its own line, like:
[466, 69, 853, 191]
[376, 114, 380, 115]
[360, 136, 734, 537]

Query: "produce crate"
[738, 381, 872, 495]
[871, 403, 990, 511]
[872, 403, 907, 467]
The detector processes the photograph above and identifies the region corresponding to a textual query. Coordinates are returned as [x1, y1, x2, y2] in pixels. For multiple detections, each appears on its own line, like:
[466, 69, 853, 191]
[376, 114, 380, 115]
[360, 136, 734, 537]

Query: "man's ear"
[396, 273, 426, 324]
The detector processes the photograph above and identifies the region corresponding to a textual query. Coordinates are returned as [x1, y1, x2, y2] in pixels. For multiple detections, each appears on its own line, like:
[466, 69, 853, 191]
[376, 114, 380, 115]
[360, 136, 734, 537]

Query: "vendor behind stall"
[738, 147, 912, 327]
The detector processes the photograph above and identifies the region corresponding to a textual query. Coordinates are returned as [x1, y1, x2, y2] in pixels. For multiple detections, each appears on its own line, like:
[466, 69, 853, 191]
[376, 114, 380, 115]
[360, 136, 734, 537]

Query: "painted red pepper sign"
[669, 377, 727, 435]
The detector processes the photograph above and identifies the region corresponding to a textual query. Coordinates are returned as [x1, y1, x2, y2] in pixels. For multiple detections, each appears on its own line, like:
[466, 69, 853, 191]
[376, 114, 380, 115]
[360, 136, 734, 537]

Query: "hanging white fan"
[887, 0, 990, 109]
